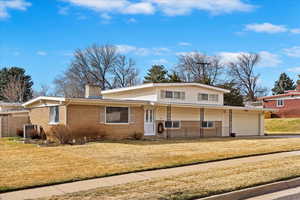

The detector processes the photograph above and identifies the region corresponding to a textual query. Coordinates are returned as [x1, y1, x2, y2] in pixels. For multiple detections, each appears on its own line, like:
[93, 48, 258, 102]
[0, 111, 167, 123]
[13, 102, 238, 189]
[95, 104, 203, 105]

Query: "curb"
[199, 177, 300, 200]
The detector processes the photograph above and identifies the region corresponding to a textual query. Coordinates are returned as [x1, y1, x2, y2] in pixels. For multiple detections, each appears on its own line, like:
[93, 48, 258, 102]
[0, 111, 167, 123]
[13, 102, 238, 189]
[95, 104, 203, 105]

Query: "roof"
[258, 92, 300, 100]
[23, 96, 272, 112]
[0, 102, 23, 107]
[101, 83, 230, 94]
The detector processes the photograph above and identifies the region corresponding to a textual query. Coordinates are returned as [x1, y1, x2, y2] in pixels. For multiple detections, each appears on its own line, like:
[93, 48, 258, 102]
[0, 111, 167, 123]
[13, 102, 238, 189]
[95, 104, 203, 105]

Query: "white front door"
[144, 109, 155, 136]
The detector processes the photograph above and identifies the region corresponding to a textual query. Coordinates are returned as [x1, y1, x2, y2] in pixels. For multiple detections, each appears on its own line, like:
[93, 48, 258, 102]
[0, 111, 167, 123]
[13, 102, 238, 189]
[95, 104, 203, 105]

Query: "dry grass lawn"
[265, 118, 300, 134]
[41, 155, 300, 200]
[2, 137, 300, 193]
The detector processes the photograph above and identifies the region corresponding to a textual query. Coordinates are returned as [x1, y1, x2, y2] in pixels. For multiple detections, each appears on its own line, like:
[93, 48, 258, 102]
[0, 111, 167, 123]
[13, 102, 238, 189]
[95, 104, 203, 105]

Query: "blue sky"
[1, 0, 300, 93]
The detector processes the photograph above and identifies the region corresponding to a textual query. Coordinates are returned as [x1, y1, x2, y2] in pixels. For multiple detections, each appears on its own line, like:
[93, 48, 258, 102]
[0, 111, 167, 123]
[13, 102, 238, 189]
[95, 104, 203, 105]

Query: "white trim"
[23, 96, 65, 107]
[101, 83, 230, 94]
[104, 106, 130, 125]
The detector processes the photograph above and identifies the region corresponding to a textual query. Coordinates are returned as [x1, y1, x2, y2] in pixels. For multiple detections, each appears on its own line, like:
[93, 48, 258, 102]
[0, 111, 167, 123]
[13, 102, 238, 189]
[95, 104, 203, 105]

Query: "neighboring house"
[259, 85, 300, 118]
[0, 102, 29, 137]
[23, 83, 269, 139]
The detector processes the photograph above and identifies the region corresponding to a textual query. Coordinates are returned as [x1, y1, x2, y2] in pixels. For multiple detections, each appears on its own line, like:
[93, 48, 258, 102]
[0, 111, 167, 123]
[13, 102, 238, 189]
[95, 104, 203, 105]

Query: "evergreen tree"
[144, 65, 168, 83]
[218, 82, 244, 106]
[0, 67, 33, 102]
[272, 73, 295, 95]
[167, 71, 182, 83]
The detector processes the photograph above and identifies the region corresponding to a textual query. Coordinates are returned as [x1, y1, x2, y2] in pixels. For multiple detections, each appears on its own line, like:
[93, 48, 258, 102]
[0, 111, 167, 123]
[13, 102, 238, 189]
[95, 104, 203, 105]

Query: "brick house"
[259, 85, 300, 118]
[23, 83, 269, 139]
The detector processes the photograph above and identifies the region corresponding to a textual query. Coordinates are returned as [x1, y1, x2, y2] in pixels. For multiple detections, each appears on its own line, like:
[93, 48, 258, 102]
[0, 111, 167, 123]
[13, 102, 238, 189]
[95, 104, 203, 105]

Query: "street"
[246, 186, 300, 200]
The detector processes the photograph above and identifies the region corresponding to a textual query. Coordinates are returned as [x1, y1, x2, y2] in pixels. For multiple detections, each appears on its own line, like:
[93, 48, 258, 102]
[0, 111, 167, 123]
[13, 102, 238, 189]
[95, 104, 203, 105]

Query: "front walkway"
[2, 151, 300, 200]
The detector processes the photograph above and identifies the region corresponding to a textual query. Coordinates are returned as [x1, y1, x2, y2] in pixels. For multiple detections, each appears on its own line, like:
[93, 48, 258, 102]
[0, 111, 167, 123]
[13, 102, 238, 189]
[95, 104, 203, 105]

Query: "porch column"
[166, 104, 171, 139]
[229, 109, 232, 135]
[200, 108, 204, 137]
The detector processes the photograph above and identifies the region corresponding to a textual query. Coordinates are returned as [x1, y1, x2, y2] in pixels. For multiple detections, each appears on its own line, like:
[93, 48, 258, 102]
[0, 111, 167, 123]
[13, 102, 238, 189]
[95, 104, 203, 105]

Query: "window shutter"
[99, 107, 105, 123]
[129, 107, 135, 124]
[160, 90, 165, 99]
[181, 92, 185, 100]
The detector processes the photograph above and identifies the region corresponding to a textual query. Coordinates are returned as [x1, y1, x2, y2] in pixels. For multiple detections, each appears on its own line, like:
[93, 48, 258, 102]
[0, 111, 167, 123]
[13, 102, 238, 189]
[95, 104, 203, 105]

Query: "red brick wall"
[263, 99, 300, 118]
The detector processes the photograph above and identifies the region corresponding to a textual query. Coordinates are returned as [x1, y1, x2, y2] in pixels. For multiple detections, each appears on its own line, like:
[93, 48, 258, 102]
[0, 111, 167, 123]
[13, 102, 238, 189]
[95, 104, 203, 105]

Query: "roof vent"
[85, 85, 102, 99]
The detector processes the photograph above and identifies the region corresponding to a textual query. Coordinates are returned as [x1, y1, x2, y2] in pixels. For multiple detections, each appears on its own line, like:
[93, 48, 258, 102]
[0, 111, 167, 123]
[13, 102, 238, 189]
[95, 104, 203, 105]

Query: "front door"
[144, 109, 155, 136]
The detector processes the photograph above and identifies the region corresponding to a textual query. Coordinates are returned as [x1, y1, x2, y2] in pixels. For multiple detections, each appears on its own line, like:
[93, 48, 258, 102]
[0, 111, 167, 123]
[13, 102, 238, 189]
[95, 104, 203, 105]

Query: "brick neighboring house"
[259, 85, 300, 118]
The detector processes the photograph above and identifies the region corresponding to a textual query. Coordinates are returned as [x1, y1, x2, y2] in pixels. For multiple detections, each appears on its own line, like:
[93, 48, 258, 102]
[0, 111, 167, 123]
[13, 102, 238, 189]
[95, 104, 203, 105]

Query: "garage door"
[232, 112, 259, 136]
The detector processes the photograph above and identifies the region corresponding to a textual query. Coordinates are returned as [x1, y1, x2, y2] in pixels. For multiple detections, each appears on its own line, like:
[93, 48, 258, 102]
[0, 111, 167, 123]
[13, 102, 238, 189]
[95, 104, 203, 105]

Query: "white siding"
[102, 87, 158, 101]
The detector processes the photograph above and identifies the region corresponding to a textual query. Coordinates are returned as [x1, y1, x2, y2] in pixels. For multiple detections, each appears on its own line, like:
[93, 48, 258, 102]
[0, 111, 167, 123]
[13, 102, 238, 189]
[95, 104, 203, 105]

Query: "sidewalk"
[2, 151, 300, 200]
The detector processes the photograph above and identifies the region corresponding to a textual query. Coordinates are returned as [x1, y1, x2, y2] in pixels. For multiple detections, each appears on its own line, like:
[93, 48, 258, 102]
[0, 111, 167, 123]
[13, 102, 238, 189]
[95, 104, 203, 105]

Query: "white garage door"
[232, 112, 259, 136]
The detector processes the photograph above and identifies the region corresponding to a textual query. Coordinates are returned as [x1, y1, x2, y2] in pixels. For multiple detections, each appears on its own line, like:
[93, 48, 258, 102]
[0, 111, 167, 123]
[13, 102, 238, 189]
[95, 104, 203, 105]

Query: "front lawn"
[41, 155, 300, 200]
[265, 118, 300, 134]
[2, 137, 300, 192]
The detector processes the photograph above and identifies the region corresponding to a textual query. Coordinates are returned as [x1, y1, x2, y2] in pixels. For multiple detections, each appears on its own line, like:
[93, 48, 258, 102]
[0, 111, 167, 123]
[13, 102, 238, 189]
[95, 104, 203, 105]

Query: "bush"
[48, 125, 72, 144]
[28, 129, 40, 139]
[133, 132, 143, 140]
[16, 129, 23, 137]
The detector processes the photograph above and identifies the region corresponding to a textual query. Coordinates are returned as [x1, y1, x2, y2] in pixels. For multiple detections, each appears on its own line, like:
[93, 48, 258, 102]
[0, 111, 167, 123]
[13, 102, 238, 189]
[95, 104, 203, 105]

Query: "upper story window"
[277, 99, 284, 107]
[161, 90, 185, 100]
[49, 106, 59, 124]
[106, 107, 129, 124]
[198, 93, 219, 102]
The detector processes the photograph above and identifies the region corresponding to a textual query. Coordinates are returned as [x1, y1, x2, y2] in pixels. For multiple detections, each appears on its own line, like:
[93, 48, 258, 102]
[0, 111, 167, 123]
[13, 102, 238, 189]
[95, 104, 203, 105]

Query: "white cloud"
[0, 0, 31, 19]
[152, 58, 169, 65]
[258, 51, 282, 67]
[245, 22, 300, 34]
[116, 45, 170, 56]
[127, 17, 137, 23]
[58, 6, 69, 15]
[151, 0, 254, 16]
[178, 42, 191, 46]
[245, 23, 287, 34]
[218, 51, 281, 67]
[61, 0, 255, 17]
[288, 67, 300, 73]
[283, 46, 300, 58]
[37, 51, 47, 56]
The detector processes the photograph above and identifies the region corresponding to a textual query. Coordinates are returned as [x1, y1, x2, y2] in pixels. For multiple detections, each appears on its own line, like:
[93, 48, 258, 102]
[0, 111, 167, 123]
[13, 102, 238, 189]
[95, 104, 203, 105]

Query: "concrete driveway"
[245, 185, 300, 200]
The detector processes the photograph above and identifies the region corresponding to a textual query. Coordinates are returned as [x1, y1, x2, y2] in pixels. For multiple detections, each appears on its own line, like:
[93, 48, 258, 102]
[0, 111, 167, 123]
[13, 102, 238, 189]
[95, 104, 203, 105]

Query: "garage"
[232, 110, 260, 136]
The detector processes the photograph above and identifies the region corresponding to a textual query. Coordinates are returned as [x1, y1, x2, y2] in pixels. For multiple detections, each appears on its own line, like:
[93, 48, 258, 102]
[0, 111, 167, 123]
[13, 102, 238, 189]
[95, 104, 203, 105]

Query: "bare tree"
[113, 56, 139, 88]
[177, 52, 224, 85]
[1, 74, 26, 102]
[33, 84, 52, 97]
[228, 53, 267, 101]
[54, 44, 139, 97]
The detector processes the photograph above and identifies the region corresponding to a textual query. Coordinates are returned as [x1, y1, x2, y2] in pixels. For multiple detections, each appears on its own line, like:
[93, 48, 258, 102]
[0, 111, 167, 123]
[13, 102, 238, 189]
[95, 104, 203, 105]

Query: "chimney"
[85, 85, 102, 99]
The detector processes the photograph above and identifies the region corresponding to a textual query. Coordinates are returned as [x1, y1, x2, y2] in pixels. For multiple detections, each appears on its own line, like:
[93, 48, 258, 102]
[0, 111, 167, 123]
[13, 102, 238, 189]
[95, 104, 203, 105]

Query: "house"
[0, 102, 29, 137]
[259, 84, 300, 118]
[23, 83, 269, 139]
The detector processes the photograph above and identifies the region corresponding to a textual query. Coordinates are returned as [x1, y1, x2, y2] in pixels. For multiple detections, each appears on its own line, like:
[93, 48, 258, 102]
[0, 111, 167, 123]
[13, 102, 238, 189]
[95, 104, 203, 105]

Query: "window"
[161, 90, 185, 100]
[202, 121, 214, 128]
[165, 121, 180, 129]
[277, 100, 284, 107]
[209, 94, 219, 102]
[198, 93, 219, 102]
[165, 91, 173, 98]
[106, 107, 129, 124]
[198, 93, 208, 101]
[49, 106, 59, 124]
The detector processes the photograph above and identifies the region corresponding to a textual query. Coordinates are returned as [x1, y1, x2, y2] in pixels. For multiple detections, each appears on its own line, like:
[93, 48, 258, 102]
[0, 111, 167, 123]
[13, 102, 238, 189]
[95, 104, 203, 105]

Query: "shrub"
[133, 132, 143, 140]
[16, 129, 23, 137]
[28, 129, 40, 139]
[48, 125, 72, 144]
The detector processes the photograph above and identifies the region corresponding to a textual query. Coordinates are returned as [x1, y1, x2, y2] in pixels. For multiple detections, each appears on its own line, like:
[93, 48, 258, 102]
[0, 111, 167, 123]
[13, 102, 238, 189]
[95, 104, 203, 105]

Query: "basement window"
[277, 100, 284, 107]
[202, 121, 214, 128]
[49, 106, 59, 124]
[165, 121, 181, 129]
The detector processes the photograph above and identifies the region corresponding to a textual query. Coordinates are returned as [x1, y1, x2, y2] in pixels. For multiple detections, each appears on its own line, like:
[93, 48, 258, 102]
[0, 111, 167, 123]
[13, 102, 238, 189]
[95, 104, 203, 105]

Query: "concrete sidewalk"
[2, 151, 300, 200]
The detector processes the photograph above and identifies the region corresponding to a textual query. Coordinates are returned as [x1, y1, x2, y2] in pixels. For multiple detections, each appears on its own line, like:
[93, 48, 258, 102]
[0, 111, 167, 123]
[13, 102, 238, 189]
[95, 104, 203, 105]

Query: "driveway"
[245, 185, 300, 200]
